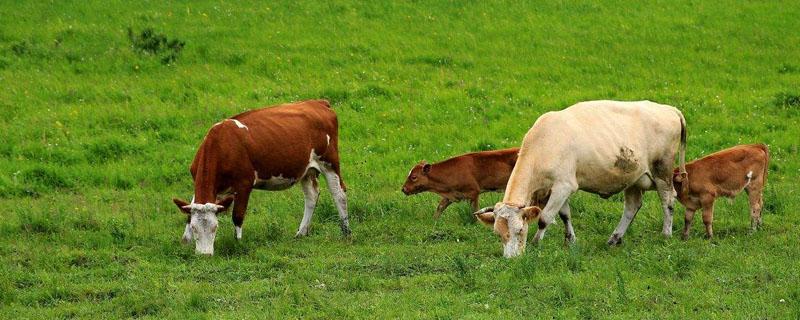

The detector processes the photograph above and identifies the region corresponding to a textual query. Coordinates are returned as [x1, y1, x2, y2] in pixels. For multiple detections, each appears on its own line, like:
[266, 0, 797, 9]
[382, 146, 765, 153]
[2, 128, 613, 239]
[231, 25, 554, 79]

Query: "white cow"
[476, 100, 687, 258]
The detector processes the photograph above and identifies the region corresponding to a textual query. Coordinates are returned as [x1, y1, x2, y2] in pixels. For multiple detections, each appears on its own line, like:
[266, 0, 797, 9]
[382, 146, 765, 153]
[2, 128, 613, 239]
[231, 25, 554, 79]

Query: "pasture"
[1, 1, 799, 318]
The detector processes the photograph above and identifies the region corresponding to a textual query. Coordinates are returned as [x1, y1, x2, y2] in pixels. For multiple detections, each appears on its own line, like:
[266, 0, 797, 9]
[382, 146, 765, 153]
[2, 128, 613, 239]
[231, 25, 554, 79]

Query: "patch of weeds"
[188, 292, 209, 312]
[466, 87, 488, 100]
[21, 167, 73, 190]
[553, 279, 575, 307]
[343, 276, 370, 292]
[762, 185, 784, 216]
[84, 137, 139, 164]
[405, 55, 455, 68]
[127, 27, 185, 65]
[773, 92, 800, 115]
[449, 256, 476, 289]
[355, 84, 394, 99]
[109, 219, 130, 245]
[120, 292, 165, 317]
[566, 245, 584, 273]
[473, 141, 496, 151]
[223, 52, 246, 67]
[319, 89, 350, 105]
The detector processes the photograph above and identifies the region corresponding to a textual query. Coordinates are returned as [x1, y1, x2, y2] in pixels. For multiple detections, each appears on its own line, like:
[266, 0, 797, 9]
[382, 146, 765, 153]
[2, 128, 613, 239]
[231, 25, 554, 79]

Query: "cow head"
[475, 203, 541, 258]
[172, 196, 234, 255]
[402, 161, 432, 195]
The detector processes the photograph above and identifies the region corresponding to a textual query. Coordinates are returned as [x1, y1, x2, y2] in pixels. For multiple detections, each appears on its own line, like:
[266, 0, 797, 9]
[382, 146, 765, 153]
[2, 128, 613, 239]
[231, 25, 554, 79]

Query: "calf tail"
[759, 143, 769, 185]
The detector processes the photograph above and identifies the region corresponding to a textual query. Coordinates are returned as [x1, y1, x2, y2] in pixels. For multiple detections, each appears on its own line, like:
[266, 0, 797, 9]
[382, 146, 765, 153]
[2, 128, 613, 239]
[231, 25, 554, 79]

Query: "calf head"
[475, 202, 541, 258]
[172, 195, 234, 255]
[402, 161, 432, 195]
[672, 168, 689, 200]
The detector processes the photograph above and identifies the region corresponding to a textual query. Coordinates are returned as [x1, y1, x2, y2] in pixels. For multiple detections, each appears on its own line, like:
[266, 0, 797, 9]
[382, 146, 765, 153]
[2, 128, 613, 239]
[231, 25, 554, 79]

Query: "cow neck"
[502, 154, 535, 206]
[192, 148, 220, 204]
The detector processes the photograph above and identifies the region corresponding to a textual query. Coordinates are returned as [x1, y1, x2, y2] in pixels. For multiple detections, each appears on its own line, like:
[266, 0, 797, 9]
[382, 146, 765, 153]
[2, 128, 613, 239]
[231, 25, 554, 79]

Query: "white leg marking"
[322, 166, 351, 236]
[296, 173, 320, 237]
[235, 226, 242, 240]
[655, 179, 675, 236]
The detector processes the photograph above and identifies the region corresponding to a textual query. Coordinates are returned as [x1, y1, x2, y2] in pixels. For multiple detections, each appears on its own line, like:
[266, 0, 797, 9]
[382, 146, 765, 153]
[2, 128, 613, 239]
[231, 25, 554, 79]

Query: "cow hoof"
[681, 233, 690, 241]
[295, 230, 309, 238]
[181, 236, 191, 245]
[564, 235, 576, 246]
[662, 231, 673, 238]
[607, 234, 623, 246]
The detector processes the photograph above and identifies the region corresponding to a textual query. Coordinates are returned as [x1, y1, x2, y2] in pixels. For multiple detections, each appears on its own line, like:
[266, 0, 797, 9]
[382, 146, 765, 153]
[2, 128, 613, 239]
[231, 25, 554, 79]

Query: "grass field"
[1, 1, 799, 318]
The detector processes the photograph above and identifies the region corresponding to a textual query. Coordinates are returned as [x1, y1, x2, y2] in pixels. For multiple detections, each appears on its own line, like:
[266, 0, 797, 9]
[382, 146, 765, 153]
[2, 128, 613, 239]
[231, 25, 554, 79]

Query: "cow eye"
[410, 175, 417, 181]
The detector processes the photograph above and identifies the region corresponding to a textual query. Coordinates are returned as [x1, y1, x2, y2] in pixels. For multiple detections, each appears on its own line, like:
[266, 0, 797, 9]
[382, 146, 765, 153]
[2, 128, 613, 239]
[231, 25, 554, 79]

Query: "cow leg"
[701, 197, 716, 239]
[468, 193, 480, 214]
[558, 202, 576, 245]
[433, 197, 452, 219]
[654, 179, 676, 237]
[608, 187, 643, 245]
[682, 208, 696, 240]
[533, 183, 575, 244]
[296, 170, 320, 237]
[746, 186, 764, 231]
[322, 166, 351, 236]
[232, 187, 252, 240]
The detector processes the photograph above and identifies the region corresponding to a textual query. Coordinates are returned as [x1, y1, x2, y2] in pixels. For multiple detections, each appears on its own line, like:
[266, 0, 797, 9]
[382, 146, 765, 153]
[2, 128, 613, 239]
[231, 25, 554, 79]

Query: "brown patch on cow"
[614, 147, 639, 173]
[494, 217, 510, 243]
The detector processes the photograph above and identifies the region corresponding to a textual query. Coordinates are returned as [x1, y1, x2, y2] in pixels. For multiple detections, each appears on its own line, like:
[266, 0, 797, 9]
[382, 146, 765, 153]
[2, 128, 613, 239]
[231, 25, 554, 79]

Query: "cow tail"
[677, 110, 687, 176]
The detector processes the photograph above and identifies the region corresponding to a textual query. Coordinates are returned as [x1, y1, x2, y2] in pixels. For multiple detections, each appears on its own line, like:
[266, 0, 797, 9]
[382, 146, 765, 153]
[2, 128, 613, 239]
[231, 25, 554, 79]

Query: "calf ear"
[521, 206, 541, 223]
[422, 163, 432, 174]
[215, 195, 235, 212]
[474, 207, 495, 226]
[173, 198, 191, 214]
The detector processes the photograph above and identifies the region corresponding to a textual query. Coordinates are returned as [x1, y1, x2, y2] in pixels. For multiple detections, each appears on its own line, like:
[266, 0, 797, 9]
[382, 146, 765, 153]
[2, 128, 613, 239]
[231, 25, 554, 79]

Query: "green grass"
[1, 0, 799, 318]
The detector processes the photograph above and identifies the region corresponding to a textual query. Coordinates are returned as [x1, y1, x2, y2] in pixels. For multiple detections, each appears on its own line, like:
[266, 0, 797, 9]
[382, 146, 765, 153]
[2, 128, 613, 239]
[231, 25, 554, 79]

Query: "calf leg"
[558, 202, 576, 245]
[746, 187, 764, 231]
[701, 197, 716, 239]
[682, 208, 696, 240]
[231, 188, 252, 240]
[655, 179, 676, 237]
[433, 197, 452, 219]
[608, 187, 643, 245]
[322, 166, 351, 236]
[296, 170, 320, 237]
[533, 183, 576, 244]
[468, 193, 480, 213]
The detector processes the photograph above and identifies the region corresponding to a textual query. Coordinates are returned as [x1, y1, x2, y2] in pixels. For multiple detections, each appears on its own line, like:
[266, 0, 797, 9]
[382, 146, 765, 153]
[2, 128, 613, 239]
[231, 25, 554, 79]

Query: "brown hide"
[402, 148, 519, 218]
[673, 144, 769, 238]
[189, 99, 341, 204]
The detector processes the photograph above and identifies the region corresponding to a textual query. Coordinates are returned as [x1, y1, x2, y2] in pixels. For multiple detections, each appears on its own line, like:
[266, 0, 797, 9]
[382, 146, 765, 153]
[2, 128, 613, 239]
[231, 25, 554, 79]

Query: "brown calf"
[172, 99, 350, 255]
[673, 144, 769, 239]
[402, 148, 519, 218]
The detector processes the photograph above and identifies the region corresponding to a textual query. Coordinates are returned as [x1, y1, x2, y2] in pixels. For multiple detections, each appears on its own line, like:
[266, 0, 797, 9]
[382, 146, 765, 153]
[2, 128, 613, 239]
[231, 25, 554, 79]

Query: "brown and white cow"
[402, 148, 519, 218]
[172, 99, 350, 255]
[673, 144, 769, 239]
[475, 100, 687, 258]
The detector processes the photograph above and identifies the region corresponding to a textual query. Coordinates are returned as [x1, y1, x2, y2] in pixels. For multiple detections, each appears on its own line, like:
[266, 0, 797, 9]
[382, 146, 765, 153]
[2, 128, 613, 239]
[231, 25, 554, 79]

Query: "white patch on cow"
[182, 223, 192, 243]
[235, 226, 242, 240]
[212, 121, 222, 127]
[326, 134, 331, 146]
[745, 171, 753, 187]
[229, 119, 248, 130]
[184, 203, 222, 255]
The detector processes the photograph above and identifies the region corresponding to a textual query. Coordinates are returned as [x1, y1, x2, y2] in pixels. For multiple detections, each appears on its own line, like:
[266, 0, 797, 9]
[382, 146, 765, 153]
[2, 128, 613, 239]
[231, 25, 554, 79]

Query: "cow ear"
[422, 163, 432, 174]
[474, 207, 495, 226]
[173, 198, 191, 214]
[215, 195, 235, 212]
[521, 206, 541, 223]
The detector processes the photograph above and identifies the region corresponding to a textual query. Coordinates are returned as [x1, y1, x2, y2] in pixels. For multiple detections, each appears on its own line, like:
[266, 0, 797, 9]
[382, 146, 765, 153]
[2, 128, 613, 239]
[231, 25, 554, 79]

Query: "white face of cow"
[187, 203, 221, 255]
[476, 203, 541, 258]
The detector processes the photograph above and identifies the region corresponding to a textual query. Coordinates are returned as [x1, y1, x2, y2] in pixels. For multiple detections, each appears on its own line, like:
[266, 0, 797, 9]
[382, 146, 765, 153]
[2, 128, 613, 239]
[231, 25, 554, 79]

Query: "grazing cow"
[673, 144, 769, 239]
[475, 100, 687, 258]
[401, 148, 519, 218]
[172, 99, 351, 255]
